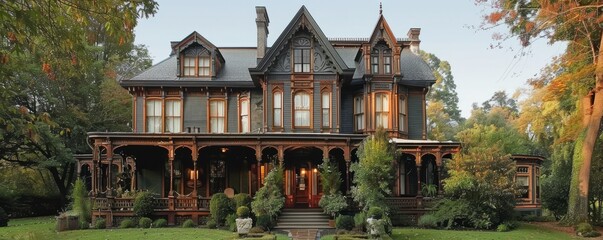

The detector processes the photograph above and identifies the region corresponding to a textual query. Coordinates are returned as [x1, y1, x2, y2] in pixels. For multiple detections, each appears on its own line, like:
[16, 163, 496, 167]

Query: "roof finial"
[379, 2, 383, 15]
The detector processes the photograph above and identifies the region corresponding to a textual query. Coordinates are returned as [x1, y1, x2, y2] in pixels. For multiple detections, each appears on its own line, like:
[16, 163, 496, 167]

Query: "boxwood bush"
[152, 218, 167, 228]
[209, 193, 234, 227]
[119, 218, 136, 228]
[336, 215, 354, 230]
[182, 219, 196, 228]
[133, 191, 155, 218]
[94, 218, 106, 229]
[139, 217, 152, 228]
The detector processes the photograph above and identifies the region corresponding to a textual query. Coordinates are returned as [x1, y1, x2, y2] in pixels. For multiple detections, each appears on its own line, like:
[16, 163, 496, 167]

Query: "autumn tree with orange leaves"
[477, 0, 603, 224]
[0, 0, 157, 206]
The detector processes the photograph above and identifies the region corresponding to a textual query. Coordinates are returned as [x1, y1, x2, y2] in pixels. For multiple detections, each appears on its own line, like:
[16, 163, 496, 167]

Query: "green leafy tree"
[422, 51, 463, 141]
[70, 178, 91, 224]
[434, 147, 517, 229]
[318, 159, 347, 217]
[477, 0, 603, 224]
[350, 128, 395, 211]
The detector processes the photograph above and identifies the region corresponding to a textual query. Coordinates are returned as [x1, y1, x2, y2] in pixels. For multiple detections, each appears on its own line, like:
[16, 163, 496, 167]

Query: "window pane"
[273, 92, 282, 108]
[294, 92, 310, 127]
[146, 100, 161, 133]
[274, 109, 282, 127]
[241, 116, 249, 133]
[322, 109, 329, 127]
[240, 99, 249, 133]
[273, 92, 282, 127]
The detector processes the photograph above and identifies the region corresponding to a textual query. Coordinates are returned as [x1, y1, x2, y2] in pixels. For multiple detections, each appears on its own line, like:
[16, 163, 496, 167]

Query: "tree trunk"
[566, 32, 603, 224]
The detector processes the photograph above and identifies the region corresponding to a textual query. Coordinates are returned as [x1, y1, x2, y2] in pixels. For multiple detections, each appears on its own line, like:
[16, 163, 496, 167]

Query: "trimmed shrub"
[0, 207, 8, 227]
[575, 222, 601, 237]
[354, 212, 366, 230]
[119, 218, 136, 228]
[94, 218, 106, 229]
[182, 219, 196, 228]
[368, 207, 384, 219]
[249, 226, 265, 233]
[209, 193, 234, 227]
[496, 223, 510, 232]
[336, 215, 355, 230]
[133, 191, 155, 218]
[237, 206, 250, 218]
[79, 220, 89, 229]
[418, 214, 438, 228]
[152, 218, 167, 228]
[207, 219, 217, 229]
[225, 213, 237, 232]
[139, 217, 152, 228]
[234, 193, 252, 209]
[256, 215, 272, 230]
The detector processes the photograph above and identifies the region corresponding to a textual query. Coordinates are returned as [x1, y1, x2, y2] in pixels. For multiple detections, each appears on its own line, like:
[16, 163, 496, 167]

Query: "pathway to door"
[288, 229, 319, 240]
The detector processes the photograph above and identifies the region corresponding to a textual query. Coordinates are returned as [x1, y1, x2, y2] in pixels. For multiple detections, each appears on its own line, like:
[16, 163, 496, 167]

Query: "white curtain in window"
[199, 57, 210, 76]
[376, 93, 389, 128]
[294, 92, 310, 127]
[146, 100, 162, 133]
[322, 93, 330, 128]
[240, 99, 249, 133]
[210, 100, 225, 133]
[184, 57, 195, 76]
[273, 92, 282, 127]
[354, 97, 364, 130]
[165, 100, 181, 133]
[399, 97, 406, 131]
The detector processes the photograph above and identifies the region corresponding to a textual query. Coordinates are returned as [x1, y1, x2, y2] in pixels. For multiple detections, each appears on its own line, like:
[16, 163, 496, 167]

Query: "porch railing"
[93, 197, 212, 211]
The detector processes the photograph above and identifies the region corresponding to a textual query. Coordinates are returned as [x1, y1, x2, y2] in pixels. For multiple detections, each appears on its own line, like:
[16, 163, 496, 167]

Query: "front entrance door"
[294, 164, 309, 206]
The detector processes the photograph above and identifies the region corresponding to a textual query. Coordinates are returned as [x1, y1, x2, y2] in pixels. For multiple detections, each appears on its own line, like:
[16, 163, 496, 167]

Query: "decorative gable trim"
[250, 6, 353, 82]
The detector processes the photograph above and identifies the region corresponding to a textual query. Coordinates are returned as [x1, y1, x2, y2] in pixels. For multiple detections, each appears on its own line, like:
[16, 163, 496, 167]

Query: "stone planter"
[366, 217, 383, 236]
[328, 219, 336, 228]
[56, 215, 79, 232]
[236, 218, 253, 235]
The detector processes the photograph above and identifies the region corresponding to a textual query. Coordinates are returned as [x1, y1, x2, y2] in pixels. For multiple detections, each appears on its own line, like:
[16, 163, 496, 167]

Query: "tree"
[477, 0, 603, 223]
[350, 128, 395, 211]
[0, 0, 158, 205]
[422, 51, 463, 140]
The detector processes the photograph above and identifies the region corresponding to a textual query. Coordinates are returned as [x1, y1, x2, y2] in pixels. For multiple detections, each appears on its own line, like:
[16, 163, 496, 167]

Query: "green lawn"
[0, 216, 286, 240]
[321, 223, 576, 240]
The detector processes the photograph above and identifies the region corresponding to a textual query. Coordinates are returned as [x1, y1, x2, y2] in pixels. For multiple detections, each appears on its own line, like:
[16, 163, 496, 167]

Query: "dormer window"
[183, 56, 210, 77]
[371, 42, 392, 75]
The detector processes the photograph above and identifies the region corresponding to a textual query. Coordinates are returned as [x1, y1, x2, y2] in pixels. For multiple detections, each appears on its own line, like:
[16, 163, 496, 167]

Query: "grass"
[0, 216, 288, 240]
[321, 223, 577, 240]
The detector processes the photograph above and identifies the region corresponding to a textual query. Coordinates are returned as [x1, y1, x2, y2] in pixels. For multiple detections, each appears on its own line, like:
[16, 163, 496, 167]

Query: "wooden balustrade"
[198, 197, 210, 209]
[156, 198, 169, 209]
[93, 198, 109, 210]
[175, 197, 196, 209]
[113, 198, 135, 210]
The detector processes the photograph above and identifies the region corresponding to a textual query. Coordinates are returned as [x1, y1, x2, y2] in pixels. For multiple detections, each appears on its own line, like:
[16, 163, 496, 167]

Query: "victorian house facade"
[78, 6, 465, 226]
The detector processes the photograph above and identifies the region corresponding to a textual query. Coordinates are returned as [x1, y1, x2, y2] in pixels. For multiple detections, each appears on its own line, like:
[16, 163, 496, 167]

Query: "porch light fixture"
[313, 168, 317, 173]
[221, 147, 228, 153]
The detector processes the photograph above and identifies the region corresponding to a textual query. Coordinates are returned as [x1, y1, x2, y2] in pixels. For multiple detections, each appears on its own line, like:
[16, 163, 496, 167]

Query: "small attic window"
[181, 45, 212, 77]
[183, 56, 210, 77]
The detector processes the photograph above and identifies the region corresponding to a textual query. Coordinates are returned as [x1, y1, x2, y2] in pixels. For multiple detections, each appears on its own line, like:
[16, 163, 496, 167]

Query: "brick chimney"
[407, 28, 421, 55]
[256, 6, 269, 62]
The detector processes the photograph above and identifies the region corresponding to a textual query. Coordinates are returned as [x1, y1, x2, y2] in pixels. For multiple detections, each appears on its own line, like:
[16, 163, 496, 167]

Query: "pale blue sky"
[134, 0, 565, 118]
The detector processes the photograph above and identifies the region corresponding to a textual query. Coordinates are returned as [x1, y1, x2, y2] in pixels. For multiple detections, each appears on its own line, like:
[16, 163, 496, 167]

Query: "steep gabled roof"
[171, 31, 224, 64]
[368, 15, 398, 48]
[250, 6, 353, 77]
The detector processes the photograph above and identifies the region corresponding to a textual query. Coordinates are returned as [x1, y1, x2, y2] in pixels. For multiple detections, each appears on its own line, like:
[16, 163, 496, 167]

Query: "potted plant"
[235, 206, 253, 235]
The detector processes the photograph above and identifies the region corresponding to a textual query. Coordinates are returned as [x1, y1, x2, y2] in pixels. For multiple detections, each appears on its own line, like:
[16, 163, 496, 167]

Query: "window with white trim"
[165, 100, 181, 133]
[146, 100, 162, 133]
[294, 92, 311, 127]
[209, 100, 225, 133]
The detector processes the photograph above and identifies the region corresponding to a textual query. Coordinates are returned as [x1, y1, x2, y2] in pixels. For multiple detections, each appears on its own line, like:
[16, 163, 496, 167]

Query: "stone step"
[279, 216, 330, 220]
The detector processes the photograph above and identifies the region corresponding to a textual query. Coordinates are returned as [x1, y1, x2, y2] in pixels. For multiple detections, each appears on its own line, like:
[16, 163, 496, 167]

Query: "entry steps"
[273, 208, 333, 229]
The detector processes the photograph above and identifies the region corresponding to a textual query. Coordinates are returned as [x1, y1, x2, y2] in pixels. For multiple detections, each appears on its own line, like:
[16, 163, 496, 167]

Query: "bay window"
[375, 93, 389, 128]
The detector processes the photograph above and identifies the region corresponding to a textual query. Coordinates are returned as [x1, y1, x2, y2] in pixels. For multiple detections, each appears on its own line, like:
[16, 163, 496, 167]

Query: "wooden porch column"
[192, 151, 198, 197]
[168, 157, 174, 196]
[437, 165, 444, 195]
[92, 145, 99, 194]
[256, 147, 262, 193]
[345, 160, 351, 194]
[278, 146, 284, 166]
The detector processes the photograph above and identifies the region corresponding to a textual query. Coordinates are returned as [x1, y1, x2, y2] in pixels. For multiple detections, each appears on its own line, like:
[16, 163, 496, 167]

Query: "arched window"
[294, 92, 311, 127]
[273, 91, 282, 128]
[375, 93, 389, 128]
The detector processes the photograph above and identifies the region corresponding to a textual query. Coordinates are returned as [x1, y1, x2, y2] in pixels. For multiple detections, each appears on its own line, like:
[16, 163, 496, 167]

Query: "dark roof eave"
[120, 80, 255, 88]
[88, 132, 368, 141]
[399, 80, 435, 87]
